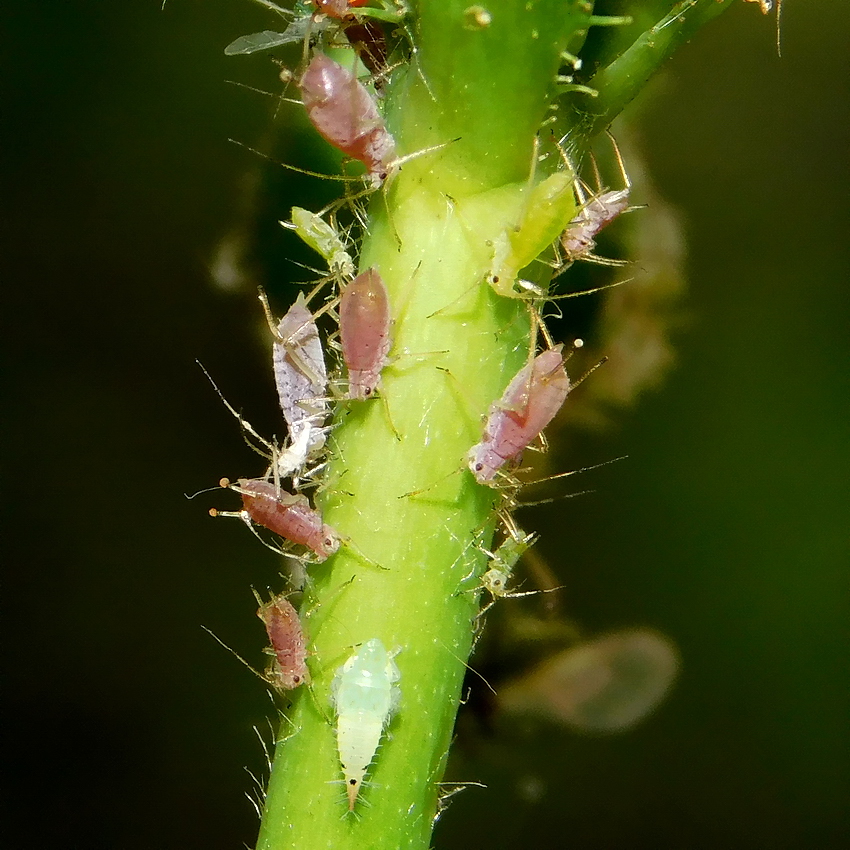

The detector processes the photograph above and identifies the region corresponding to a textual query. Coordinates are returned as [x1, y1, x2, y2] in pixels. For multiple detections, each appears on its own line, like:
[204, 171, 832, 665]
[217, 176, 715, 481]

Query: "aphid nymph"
[255, 590, 310, 690]
[331, 638, 401, 810]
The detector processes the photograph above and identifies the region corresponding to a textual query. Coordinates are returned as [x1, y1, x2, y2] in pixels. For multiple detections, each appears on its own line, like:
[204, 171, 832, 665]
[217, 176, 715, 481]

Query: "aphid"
[211, 478, 340, 561]
[300, 53, 396, 186]
[255, 590, 310, 690]
[499, 629, 680, 733]
[284, 206, 355, 279]
[488, 168, 577, 298]
[261, 291, 330, 476]
[313, 0, 369, 19]
[559, 133, 633, 268]
[331, 637, 401, 810]
[339, 268, 391, 399]
[468, 345, 571, 486]
[477, 528, 543, 614]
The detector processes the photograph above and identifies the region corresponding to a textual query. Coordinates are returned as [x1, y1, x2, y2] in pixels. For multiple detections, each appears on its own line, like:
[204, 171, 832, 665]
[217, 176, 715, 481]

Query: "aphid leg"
[196, 360, 276, 459]
[438, 639, 496, 695]
[201, 625, 268, 684]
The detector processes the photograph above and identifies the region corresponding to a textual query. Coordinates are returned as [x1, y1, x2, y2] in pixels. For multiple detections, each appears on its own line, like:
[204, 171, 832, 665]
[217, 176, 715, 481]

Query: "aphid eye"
[491, 275, 500, 284]
[474, 462, 484, 472]
[364, 387, 372, 397]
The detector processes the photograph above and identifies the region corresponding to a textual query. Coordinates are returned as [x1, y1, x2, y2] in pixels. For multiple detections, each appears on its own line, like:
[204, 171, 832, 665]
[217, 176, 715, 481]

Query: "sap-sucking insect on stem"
[255, 589, 311, 690]
[468, 345, 572, 486]
[211, 477, 341, 561]
[300, 53, 396, 187]
[331, 638, 401, 811]
[339, 268, 391, 400]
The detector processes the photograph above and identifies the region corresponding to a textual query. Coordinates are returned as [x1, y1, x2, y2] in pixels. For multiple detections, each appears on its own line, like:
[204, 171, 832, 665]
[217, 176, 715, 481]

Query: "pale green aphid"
[488, 169, 577, 298]
[283, 207, 355, 279]
[479, 529, 539, 610]
[331, 638, 401, 810]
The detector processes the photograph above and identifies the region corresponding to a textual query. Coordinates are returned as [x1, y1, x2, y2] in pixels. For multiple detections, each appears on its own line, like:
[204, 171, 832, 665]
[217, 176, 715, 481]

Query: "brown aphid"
[211, 478, 340, 561]
[339, 268, 391, 400]
[256, 591, 310, 690]
[299, 53, 396, 186]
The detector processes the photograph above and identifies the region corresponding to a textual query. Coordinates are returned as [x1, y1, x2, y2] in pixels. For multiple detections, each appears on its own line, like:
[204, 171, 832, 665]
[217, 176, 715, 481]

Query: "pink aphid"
[212, 478, 340, 560]
[339, 268, 391, 400]
[560, 188, 630, 262]
[300, 53, 396, 186]
[313, 0, 368, 19]
[270, 293, 329, 471]
[468, 346, 571, 486]
[256, 592, 310, 690]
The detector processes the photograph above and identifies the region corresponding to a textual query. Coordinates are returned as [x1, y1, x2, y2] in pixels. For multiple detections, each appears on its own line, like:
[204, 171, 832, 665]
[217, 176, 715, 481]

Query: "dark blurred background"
[3, 1, 848, 848]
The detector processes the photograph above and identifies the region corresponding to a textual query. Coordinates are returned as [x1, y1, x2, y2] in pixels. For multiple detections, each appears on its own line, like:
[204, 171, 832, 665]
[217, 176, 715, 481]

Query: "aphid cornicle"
[331, 638, 401, 810]
[300, 53, 396, 186]
[212, 478, 340, 561]
[256, 591, 310, 690]
[339, 268, 392, 400]
[468, 346, 571, 485]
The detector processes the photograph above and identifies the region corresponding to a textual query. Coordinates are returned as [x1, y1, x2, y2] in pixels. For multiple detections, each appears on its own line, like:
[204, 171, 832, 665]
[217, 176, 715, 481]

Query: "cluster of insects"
[206, 0, 653, 816]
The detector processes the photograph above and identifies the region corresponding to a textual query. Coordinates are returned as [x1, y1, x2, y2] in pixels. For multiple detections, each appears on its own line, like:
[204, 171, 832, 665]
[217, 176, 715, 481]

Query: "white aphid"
[261, 291, 330, 477]
[331, 638, 401, 810]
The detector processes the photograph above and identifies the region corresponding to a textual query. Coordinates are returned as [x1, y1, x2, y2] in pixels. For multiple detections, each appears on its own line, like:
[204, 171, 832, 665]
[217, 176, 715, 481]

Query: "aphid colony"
[207, 7, 643, 813]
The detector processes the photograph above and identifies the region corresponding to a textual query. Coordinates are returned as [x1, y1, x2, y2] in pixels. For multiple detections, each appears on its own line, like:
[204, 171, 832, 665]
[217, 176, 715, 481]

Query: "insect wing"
[224, 23, 310, 55]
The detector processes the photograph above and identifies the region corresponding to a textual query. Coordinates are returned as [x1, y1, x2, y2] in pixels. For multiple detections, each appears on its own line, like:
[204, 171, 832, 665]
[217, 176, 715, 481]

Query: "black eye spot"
[475, 463, 484, 472]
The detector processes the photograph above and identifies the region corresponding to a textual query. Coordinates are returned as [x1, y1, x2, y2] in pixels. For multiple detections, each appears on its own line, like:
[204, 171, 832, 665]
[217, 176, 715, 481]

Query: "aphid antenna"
[543, 275, 634, 300]
[514, 487, 595, 509]
[201, 624, 268, 684]
[247, 0, 294, 17]
[228, 137, 359, 183]
[514, 455, 627, 490]
[572, 354, 609, 390]
[210, 488, 322, 564]
[433, 781, 488, 825]
[438, 639, 497, 696]
[224, 79, 280, 99]
[196, 360, 276, 459]
[184, 484, 225, 500]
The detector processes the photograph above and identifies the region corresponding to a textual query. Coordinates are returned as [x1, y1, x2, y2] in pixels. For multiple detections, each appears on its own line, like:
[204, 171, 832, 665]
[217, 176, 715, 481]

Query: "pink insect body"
[339, 268, 391, 400]
[313, 0, 362, 18]
[468, 346, 571, 485]
[238, 478, 340, 560]
[300, 53, 396, 185]
[273, 293, 329, 466]
[257, 593, 310, 690]
[560, 189, 630, 262]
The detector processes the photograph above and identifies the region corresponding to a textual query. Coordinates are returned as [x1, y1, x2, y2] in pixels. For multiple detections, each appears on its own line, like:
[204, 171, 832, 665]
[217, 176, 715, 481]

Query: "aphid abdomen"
[561, 188, 630, 260]
[300, 54, 395, 182]
[339, 268, 391, 399]
[238, 479, 340, 559]
[274, 295, 328, 426]
[469, 348, 570, 484]
[257, 594, 310, 690]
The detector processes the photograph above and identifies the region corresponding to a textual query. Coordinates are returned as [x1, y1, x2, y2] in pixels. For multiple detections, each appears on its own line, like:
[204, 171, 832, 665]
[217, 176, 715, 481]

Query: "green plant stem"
[560, 0, 736, 151]
[252, 1, 735, 847]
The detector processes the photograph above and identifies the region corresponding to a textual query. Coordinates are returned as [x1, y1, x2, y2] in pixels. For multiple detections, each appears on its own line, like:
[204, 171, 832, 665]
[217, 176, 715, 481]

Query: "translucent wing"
[224, 22, 311, 56]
